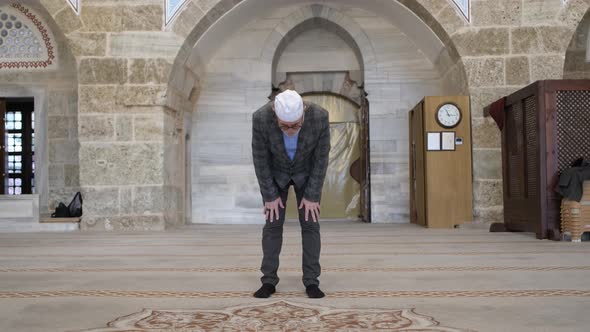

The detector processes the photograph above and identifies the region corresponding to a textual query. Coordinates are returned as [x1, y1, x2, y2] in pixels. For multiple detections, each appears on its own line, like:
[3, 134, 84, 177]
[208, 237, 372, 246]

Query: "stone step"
[40, 217, 81, 223]
[0, 221, 79, 233]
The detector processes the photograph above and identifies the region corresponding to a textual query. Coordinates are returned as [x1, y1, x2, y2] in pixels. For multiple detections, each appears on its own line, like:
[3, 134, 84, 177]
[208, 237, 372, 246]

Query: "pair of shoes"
[253, 283, 276, 298]
[305, 284, 325, 298]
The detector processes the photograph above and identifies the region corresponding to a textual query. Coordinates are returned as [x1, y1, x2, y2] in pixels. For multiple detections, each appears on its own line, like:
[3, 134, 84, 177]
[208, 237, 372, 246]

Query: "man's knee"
[263, 222, 284, 231]
[299, 220, 320, 231]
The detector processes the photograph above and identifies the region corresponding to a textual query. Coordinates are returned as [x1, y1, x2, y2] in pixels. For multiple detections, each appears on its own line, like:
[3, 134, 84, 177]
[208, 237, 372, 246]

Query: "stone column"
[62, 3, 183, 231]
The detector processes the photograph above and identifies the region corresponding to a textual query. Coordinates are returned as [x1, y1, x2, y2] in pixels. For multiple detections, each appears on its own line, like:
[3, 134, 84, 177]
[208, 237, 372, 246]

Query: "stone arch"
[268, 12, 367, 104]
[261, 5, 374, 107]
[267, 7, 372, 221]
[34, 0, 81, 49]
[538, 0, 590, 81]
[168, 0, 475, 225]
[564, 6, 590, 79]
[167, 0, 466, 46]
[270, 18, 369, 220]
[398, 0, 464, 44]
[261, 6, 376, 85]
[165, 0, 470, 108]
[558, 0, 590, 34]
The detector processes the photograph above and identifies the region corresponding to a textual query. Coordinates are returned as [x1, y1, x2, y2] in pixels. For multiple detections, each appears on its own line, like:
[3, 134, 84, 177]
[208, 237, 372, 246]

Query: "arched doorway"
[176, 2, 463, 225]
[279, 92, 363, 221]
[270, 18, 370, 222]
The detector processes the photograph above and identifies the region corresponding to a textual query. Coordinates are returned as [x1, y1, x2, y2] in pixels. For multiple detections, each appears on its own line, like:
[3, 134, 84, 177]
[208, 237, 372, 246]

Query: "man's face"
[277, 115, 304, 137]
[273, 101, 305, 137]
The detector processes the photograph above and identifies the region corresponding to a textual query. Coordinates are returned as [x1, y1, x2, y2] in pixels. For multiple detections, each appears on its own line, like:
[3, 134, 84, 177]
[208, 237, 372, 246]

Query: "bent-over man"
[251, 89, 330, 299]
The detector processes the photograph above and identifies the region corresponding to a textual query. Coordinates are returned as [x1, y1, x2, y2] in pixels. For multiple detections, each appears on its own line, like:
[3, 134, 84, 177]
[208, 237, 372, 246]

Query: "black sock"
[254, 283, 276, 298]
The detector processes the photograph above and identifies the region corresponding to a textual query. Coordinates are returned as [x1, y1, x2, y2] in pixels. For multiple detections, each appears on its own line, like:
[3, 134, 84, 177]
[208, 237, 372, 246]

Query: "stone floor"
[0, 221, 589, 331]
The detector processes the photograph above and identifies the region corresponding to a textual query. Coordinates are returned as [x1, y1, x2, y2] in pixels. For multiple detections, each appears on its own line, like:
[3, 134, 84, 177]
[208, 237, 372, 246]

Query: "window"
[1, 98, 34, 195]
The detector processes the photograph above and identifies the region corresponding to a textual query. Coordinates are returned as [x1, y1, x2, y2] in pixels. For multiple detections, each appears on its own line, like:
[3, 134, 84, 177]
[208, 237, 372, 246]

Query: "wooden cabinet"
[409, 96, 473, 228]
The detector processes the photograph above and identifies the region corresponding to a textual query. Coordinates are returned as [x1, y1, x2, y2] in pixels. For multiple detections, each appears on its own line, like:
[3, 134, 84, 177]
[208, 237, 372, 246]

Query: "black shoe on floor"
[306, 285, 325, 298]
[254, 283, 276, 298]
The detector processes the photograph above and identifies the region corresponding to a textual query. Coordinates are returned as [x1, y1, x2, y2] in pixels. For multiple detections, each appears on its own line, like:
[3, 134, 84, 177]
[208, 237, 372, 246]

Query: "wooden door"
[409, 107, 415, 224]
[359, 94, 371, 222]
[0, 99, 5, 195]
[409, 101, 427, 226]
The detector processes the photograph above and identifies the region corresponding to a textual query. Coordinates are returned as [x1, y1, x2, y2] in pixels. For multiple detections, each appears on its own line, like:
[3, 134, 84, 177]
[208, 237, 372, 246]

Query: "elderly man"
[251, 89, 330, 299]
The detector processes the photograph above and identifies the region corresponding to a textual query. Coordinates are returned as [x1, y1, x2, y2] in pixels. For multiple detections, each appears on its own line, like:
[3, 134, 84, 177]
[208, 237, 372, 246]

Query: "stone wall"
[36, 0, 182, 230]
[452, 0, 582, 222]
[400, 0, 590, 223]
[25, 0, 590, 229]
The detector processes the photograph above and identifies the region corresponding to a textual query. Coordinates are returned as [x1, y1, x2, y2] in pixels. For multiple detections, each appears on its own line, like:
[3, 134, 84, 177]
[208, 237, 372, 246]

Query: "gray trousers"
[260, 181, 321, 287]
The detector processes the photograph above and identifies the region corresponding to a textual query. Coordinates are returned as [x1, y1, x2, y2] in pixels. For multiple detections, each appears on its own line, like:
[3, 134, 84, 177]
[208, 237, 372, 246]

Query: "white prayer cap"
[274, 90, 303, 122]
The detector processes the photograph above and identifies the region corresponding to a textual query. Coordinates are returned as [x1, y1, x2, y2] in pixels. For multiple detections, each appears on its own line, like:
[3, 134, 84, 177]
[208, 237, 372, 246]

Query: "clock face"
[436, 103, 461, 128]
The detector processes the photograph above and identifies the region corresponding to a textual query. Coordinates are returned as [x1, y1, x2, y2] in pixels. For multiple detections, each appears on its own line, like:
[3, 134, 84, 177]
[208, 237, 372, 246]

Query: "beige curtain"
[285, 94, 361, 220]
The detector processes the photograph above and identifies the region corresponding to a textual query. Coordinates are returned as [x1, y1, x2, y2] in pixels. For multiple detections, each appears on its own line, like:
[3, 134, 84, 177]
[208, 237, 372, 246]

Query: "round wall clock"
[436, 103, 462, 128]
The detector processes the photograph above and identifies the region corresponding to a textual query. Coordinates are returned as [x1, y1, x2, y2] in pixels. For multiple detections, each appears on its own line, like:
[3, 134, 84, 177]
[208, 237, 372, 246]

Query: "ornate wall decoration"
[0, 4, 56, 70]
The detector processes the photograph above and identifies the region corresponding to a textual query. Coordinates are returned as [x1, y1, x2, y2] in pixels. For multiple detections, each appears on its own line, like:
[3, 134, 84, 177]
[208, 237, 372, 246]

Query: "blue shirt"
[283, 132, 299, 160]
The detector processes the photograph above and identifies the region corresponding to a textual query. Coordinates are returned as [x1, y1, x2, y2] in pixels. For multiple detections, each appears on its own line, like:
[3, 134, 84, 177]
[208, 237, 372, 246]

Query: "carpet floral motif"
[78, 300, 475, 331]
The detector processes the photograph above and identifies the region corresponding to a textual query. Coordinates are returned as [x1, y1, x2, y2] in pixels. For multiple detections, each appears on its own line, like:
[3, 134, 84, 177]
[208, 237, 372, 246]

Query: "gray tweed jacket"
[252, 101, 330, 203]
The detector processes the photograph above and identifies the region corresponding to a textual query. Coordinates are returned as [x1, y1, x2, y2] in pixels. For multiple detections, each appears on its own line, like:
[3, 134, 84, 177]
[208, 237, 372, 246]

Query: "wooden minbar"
[486, 80, 590, 240]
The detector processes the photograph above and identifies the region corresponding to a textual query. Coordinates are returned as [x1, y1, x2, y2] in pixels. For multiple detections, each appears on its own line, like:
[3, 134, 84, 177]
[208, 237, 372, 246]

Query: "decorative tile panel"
[0, 4, 56, 70]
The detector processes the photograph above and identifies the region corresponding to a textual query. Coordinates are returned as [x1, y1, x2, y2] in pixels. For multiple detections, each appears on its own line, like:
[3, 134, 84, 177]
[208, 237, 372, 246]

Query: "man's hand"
[299, 198, 320, 223]
[263, 197, 284, 222]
